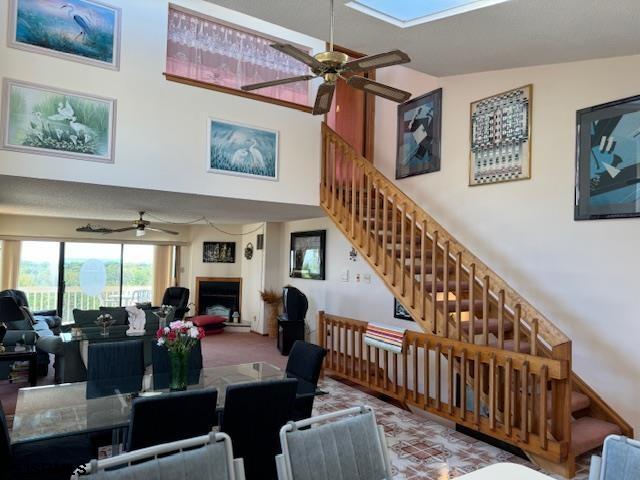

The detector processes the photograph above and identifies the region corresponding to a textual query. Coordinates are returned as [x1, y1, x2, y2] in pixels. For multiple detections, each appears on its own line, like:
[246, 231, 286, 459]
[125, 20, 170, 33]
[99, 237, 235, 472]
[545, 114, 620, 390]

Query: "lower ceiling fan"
[241, 0, 412, 115]
[76, 212, 179, 237]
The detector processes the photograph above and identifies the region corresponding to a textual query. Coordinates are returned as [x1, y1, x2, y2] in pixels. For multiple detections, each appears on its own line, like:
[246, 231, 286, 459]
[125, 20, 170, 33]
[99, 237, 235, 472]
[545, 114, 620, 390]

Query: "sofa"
[38, 306, 170, 384]
[0, 296, 54, 379]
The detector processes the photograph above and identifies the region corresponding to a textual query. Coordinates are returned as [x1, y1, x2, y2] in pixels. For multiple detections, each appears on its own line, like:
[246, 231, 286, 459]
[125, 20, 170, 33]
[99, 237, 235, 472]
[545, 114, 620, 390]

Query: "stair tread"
[461, 318, 513, 335]
[488, 337, 531, 353]
[546, 391, 591, 418]
[571, 417, 621, 456]
[425, 280, 470, 293]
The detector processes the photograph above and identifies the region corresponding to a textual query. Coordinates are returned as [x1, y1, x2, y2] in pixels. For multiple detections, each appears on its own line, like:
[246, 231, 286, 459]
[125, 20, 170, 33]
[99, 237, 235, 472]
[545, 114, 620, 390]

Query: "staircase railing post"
[550, 340, 572, 457]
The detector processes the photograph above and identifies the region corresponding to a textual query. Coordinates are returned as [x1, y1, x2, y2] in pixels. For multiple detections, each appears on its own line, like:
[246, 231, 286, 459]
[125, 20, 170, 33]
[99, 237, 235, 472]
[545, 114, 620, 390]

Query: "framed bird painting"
[207, 118, 279, 180]
[1, 79, 117, 163]
[8, 0, 121, 70]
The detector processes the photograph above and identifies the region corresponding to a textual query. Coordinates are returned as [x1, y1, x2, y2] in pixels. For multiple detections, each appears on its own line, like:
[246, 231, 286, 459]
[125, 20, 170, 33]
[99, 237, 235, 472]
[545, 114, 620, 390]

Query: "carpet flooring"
[0, 332, 593, 479]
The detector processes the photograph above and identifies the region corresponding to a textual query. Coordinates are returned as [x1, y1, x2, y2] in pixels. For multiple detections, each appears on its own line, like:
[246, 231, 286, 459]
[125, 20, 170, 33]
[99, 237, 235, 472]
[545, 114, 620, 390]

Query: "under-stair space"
[318, 123, 632, 478]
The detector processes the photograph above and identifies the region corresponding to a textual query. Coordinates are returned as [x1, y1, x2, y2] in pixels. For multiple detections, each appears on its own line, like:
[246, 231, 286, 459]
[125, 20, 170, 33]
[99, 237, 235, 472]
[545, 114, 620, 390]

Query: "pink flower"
[169, 321, 184, 330]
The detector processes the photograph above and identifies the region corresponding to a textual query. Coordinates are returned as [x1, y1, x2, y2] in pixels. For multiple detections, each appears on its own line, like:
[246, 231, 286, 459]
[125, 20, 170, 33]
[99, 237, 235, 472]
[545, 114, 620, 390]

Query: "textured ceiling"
[208, 0, 640, 76]
[0, 176, 322, 224]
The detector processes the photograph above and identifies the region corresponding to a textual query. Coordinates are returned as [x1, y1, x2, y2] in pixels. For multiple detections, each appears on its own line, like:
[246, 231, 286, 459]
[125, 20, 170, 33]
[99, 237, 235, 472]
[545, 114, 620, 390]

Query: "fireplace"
[195, 277, 242, 320]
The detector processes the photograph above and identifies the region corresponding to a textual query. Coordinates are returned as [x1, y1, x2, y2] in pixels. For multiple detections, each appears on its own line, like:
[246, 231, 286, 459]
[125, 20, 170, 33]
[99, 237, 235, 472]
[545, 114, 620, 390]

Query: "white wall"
[279, 217, 422, 343]
[240, 223, 265, 331]
[0, 0, 323, 206]
[375, 56, 640, 436]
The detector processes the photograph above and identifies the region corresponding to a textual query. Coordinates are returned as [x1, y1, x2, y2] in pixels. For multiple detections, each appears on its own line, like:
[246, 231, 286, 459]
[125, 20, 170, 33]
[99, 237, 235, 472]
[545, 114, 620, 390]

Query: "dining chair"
[220, 378, 298, 480]
[151, 341, 203, 390]
[589, 435, 640, 480]
[1, 400, 93, 480]
[275, 405, 393, 480]
[285, 341, 327, 420]
[86, 340, 145, 399]
[83, 431, 245, 479]
[126, 388, 218, 451]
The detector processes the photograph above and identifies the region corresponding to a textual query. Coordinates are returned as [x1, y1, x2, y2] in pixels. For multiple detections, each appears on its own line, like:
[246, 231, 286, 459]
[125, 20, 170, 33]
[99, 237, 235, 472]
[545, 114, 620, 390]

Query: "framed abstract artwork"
[469, 84, 532, 185]
[8, 0, 121, 70]
[207, 119, 278, 180]
[290, 230, 326, 280]
[165, 4, 313, 112]
[1, 79, 116, 163]
[396, 88, 442, 179]
[203, 242, 236, 263]
[575, 94, 640, 220]
[394, 298, 414, 322]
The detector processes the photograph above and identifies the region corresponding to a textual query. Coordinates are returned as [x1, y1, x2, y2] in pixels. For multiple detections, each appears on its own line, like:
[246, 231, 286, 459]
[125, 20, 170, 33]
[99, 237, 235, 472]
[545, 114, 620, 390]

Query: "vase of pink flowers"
[156, 320, 204, 391]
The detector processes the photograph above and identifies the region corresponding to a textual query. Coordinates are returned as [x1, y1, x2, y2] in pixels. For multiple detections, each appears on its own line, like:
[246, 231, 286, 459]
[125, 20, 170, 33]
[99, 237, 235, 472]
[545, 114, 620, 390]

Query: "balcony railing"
[21, 286, 152, 323]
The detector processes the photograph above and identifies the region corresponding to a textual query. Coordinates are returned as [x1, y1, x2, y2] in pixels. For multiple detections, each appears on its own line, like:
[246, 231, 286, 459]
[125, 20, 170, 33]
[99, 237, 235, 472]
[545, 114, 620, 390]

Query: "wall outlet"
[340, 269, 349, 282]
[355, 273, 361, 283]
[363, 274, 371, 284]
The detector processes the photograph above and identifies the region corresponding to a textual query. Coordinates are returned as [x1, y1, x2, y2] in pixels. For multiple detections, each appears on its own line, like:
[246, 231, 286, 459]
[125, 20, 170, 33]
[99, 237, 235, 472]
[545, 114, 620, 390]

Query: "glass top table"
[11, 362, 291, 445]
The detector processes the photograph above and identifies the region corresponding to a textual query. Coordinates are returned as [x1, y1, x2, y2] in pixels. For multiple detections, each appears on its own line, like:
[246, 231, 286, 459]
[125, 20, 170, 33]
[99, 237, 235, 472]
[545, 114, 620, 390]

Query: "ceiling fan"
[75, 212, 179, 237]
[241, 0, 412, 115]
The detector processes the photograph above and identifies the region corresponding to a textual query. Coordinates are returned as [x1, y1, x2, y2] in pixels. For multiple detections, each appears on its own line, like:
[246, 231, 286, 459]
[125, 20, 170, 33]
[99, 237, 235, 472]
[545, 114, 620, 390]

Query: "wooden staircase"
[318, 123, 633, 478]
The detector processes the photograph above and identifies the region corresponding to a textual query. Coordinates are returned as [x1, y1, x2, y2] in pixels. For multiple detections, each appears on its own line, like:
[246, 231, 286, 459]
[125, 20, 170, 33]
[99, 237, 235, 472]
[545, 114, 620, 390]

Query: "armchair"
[161, 287, 190, 319]
[0, 289, 62, 333]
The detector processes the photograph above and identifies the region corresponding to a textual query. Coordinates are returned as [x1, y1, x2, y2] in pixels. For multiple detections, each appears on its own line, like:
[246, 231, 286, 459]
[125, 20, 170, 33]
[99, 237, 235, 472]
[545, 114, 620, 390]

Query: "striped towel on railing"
[364, 323, 406, 354]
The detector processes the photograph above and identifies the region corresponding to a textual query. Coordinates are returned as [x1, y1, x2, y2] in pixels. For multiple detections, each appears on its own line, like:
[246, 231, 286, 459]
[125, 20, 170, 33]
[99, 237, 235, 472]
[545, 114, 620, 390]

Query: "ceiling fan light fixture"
[136, 227, 146, 237]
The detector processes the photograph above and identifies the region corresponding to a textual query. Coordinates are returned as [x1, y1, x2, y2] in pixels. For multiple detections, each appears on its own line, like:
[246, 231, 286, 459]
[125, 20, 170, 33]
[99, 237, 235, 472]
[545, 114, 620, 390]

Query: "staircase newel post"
[318, 311, 326, 377]
[550, 340, 572, 458]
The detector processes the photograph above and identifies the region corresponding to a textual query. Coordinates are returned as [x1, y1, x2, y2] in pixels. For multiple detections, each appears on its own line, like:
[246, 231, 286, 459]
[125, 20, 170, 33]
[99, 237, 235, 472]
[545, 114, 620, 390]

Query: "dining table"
[458, 463, 555, 479]
[10, 362, 317, 448]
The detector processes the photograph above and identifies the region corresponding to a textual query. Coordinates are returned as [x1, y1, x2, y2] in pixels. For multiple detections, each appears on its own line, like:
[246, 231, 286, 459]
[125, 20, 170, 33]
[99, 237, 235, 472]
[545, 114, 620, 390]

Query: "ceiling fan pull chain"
[330, 0, 334, 52]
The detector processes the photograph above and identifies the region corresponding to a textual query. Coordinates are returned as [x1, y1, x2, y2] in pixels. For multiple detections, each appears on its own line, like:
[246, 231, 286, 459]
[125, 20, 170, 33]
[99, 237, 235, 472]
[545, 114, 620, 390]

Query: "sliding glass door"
[17, 241, 61, 312]
[62, 243, 122, 322]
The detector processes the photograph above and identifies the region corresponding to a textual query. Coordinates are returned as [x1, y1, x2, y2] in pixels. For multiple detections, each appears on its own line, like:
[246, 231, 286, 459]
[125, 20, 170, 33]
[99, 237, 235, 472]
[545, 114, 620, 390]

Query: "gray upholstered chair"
[589, 435, 640, 480]
[82, 431, 245, 479]
[275, 405, 393, 480]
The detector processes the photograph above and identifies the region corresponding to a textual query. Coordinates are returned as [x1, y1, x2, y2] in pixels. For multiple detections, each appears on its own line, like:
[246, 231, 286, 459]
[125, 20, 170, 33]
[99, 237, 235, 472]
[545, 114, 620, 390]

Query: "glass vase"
[169, 349, 189, 391]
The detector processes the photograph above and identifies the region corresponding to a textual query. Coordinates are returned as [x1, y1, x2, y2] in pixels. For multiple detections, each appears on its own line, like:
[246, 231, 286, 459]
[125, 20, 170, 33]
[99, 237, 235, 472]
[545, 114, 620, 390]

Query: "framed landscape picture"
[207, 119, 278, 180]
[575, 94, 640, 220]
[290, 230, 326, 280]
[166, 4, 313, 112]
[8, 0, 121, 70]
[396, 88, 442, 179]
[1, 79, 116, 163]
[470, 85, 532, 185]
[394, 298, 414, 322]
[203, 242, 236, 263]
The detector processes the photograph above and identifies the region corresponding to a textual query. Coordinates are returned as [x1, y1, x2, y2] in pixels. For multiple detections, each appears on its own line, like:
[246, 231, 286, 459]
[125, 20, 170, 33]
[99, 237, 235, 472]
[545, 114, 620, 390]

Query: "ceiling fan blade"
[342, 49, 411, 73]
[107, 227, 136, 233]
[270, 43, 325, 70]
[241, 75, 316, 92]
[146, 227, 179, 236]
[347, 76, 411, 103]
[312, 82, 336, 115]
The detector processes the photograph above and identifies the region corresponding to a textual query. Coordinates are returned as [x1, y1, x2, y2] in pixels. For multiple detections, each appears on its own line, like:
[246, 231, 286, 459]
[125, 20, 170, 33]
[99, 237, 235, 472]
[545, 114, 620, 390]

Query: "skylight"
[346, 0, 512, 28]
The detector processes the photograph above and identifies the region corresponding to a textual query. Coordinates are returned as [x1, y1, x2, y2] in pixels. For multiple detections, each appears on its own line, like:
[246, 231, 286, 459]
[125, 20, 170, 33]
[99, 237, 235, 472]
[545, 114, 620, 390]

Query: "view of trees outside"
[18, 241, 154, 322]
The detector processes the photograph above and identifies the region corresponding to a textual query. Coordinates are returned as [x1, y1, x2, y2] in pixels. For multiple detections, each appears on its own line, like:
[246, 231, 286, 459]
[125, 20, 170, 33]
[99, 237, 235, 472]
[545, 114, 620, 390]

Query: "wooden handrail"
[318, 312, 571, 463]
[321, 122, 569, 350]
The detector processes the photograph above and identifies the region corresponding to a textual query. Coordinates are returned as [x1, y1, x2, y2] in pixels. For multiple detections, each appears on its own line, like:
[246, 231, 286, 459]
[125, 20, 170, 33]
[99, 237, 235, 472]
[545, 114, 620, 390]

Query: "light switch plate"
[340, 269, 349, 282]
[363, 274, 371, 284]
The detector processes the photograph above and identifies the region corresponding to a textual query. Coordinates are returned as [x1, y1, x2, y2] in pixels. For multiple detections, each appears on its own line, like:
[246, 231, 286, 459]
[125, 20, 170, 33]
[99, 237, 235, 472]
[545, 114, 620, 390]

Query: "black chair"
[0, 289, 62, 333]
[151, 341, 203, 390]
[86, 341, 145, 399]
[285, 341, 327, 420]
[161, 287, 190, 319]
[220, 378, 298, 480]
[1, 400, 92, 480]
[125, 388, 218, 451]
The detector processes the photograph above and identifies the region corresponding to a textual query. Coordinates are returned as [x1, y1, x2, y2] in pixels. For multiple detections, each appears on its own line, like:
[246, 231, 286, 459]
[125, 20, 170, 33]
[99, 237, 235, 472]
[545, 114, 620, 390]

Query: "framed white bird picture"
[207, 118, 278, 181]
[1, 79, 116, 163]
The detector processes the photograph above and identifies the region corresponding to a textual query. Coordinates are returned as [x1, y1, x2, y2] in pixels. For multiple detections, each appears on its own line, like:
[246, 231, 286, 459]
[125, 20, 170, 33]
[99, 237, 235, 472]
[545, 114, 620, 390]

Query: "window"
[346, 0, 512, 27]
[17, 241, 61, 313]
[122, 244, 154, 306]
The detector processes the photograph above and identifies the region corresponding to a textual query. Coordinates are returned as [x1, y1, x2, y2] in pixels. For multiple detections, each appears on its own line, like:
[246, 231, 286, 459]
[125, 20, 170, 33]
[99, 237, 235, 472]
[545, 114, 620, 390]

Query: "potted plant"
[156, 320, 204, 391]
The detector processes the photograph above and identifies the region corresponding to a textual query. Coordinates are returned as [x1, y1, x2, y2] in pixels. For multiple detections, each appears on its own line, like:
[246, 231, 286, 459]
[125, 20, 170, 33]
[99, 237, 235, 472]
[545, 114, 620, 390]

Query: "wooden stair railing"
[319, 312, 571, 463]
[319, 123, 633, 477]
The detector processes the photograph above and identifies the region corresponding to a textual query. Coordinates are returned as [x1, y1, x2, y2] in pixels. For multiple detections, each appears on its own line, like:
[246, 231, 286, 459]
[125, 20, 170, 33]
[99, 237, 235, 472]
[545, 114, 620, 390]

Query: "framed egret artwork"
[8, 0, 121, 70]
[396, 88, 442, 179]
[1, 79, 116, 163]
[575, 94, 640, 220]
[207, 119, 278, 180]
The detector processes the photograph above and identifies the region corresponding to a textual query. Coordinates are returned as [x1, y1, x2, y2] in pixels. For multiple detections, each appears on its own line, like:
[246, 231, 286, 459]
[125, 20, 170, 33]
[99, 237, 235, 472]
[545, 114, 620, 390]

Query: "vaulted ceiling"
[209, 0, 640, 76]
